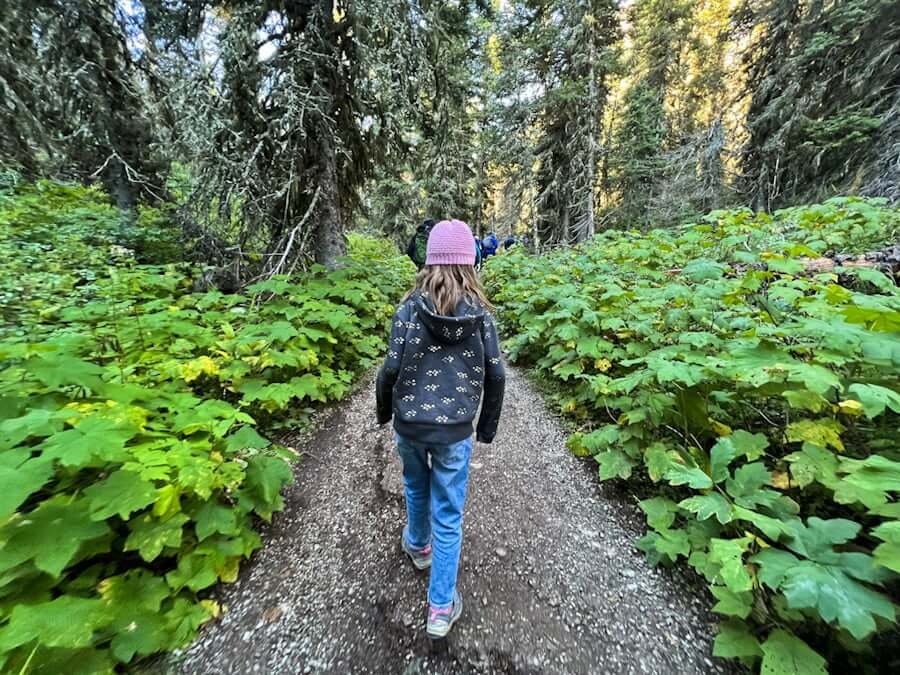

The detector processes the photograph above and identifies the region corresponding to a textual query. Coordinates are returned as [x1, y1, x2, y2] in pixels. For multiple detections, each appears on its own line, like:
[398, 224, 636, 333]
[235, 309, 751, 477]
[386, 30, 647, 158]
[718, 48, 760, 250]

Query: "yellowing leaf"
[786, 419, 845, 452]
[709, 418, 733, 436]
[771, 471, 791, 489]
[180, 355, 220, 383]
[837, 400, 864, 416]
[594, 358, 612, 372]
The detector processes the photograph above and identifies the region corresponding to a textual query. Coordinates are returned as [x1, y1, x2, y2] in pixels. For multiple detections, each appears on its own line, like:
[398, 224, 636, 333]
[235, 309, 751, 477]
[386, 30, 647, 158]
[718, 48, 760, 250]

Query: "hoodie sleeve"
[476, 313, 506, 443]
[376, 302, 409, 425]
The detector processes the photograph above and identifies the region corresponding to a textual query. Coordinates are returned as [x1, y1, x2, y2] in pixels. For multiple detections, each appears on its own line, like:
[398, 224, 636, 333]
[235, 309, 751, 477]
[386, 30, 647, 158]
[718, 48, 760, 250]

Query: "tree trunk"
[314, 138, 345, 268]
[106, 156, 136, 213]
[584, 17, 597, 242]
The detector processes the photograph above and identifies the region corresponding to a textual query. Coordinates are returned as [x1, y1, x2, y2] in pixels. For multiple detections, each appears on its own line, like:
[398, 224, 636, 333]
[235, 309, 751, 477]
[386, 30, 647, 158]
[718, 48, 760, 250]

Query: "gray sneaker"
[426, 591, 462, 639]
[401, 536, 432, 570]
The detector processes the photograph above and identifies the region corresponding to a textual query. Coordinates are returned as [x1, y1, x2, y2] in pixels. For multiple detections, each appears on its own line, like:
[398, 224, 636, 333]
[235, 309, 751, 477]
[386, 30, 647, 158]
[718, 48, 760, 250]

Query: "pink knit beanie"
[425, 219, 476, 266]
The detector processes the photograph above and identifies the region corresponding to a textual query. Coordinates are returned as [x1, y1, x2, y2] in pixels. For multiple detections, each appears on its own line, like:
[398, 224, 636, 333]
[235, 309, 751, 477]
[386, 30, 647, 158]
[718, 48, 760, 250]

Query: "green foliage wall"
[0, 181, 414, 672]
[486, 198, 900, 673]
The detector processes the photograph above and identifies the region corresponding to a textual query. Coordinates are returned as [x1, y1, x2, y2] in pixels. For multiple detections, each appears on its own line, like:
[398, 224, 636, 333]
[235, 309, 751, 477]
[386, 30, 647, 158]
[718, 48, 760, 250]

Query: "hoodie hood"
[414, 291, 485, 345]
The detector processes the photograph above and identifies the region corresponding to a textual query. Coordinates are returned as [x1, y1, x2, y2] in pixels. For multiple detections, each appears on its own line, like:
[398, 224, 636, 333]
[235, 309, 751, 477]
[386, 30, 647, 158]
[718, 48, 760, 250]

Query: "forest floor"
[171, 366, 734, 675]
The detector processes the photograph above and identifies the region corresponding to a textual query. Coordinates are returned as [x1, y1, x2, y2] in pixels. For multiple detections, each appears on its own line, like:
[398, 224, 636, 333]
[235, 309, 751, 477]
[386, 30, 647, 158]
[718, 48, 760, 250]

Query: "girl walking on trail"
[376, 219, 506, 639]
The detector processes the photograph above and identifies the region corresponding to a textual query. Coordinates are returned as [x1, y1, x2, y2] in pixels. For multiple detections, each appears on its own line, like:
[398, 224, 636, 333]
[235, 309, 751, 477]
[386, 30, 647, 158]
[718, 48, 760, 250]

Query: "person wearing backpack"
[376, 219, 506, 639]
[481, 231, 498, 261]
[474, 236, 483, 270]
[406, 219, 437, 270]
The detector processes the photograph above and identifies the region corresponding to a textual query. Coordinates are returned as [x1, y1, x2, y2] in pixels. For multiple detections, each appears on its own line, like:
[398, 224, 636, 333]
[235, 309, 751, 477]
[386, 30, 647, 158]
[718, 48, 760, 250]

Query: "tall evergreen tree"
[154, 0, 427, 271]
[528, 0, 619, 244]
[738, 0, 900, 209]
[0, 0, 165, 209]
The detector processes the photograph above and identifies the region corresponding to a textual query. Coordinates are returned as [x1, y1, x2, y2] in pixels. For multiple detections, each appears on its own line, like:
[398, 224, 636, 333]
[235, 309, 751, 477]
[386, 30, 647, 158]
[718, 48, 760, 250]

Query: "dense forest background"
[2, 0, 899, 265]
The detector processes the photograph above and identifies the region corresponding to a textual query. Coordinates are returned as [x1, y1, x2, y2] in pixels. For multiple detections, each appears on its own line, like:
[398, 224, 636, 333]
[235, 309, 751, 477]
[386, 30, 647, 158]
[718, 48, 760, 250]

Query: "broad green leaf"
[643, 441, 674, 481]
[165, 552, 219, 592]
[848, 383, 900, 419]
[783, 516, 860, 560]
[653, 528, 691, 560]
[872, 522, 900, 573]
[0, 456, 53, 519]
[84, 470, 158, 521]
[195, 502, 240, 541]
[266, 320, 299, 342]
[26, 356, 105, 390]
[783, 389, 829, 413]
[709, 438, 738, 483]
[98, 570, 173, 662]
[289, 373, 326, 402]
[665, 462, 713, 489]
[0, 409, 64, 447]
[710, 586, 753, 619]
[41, 417, 136, 466]
[165, 597, 217, 647]
[784, 443, 838, 489]
[851, 266, 896, 292]
[754, 519, 895, 640]
[731, 506, 790, 540]
[727, 430, 769, 461]
[713, 619, 762, 659]
[0, 496, 109, 577]
[760, 629, 826, 675]
[596, 449, 634, 480]
[752, 548, 800, 589]
[679, 494, 732, 524]
[708, 537, 753, 592]
[786, 363, 841, 396]
[224, 425, 271, 454]
[124, 513, 189, 562]
[837, 455, 900, 498]
[683, 259, 726, 281]
[636, 528, 690, 565]
[0, 596, 107, 650]
[243, 454, 293, 507]
[110, 611, 172, 663]
[98, 569, 169, 612]
[639, 497, 678, 531]
[779, 562, 895, 639]
[725, 462, 773, 506]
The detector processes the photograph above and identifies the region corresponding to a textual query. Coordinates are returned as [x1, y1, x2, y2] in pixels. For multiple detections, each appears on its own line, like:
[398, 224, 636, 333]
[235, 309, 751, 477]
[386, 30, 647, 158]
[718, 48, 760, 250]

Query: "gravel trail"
[174, 367, 731, 674]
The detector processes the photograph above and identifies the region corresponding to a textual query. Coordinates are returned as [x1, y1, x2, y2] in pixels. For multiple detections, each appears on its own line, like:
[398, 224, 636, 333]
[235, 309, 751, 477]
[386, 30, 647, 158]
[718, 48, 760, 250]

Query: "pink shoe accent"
[429, 606, 452, 622]
[421, 544, 432, 556]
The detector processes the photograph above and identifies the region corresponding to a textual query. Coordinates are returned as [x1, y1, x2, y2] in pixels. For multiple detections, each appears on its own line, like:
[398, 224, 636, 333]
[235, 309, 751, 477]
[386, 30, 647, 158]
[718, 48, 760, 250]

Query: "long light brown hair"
[409, 264, 493, 316]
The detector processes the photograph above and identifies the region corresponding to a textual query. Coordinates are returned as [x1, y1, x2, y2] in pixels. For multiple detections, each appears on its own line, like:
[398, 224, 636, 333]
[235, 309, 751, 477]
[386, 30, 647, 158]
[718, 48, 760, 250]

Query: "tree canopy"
[1, 0, 897, 266]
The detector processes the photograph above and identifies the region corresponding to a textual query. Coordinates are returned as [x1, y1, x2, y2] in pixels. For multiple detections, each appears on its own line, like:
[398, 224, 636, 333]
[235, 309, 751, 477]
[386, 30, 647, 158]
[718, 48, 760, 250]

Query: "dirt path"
[174, 367, 731, 674]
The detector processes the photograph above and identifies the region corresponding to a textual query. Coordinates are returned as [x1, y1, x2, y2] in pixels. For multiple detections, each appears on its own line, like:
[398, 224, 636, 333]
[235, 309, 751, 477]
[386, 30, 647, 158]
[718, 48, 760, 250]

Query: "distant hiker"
[503, 235, 517, 250]
[474, 236, 483, 270]
[406, 219, 437, 269]
[482, 231, 499, 260]
[376, 219, 506, 640]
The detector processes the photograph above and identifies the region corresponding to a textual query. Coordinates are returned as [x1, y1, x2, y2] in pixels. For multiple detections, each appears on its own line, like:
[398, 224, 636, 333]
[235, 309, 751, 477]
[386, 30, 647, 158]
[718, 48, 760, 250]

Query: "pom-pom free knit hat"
[425, 219, 476, 266]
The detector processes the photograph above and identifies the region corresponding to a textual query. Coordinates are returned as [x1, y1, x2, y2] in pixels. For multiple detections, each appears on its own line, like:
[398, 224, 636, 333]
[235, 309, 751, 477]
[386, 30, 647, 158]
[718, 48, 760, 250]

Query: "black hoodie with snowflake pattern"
[376, 290, 505, 444]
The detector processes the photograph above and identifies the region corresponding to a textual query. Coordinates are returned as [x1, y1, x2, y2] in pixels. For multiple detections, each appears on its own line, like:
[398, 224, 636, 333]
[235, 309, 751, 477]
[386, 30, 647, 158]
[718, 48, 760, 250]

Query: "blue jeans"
[396, 433, 473, 608]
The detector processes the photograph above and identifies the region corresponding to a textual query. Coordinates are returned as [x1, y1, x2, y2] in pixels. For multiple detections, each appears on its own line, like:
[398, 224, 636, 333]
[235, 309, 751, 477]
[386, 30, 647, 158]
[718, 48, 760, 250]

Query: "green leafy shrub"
[485, 197, 900, 673]
[0, 181, 414, 672]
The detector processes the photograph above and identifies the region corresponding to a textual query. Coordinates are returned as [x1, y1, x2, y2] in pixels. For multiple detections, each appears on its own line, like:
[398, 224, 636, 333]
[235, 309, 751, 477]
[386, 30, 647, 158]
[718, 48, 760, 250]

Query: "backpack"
[483, 233, 498, 256]
[411, 224, 433, 267]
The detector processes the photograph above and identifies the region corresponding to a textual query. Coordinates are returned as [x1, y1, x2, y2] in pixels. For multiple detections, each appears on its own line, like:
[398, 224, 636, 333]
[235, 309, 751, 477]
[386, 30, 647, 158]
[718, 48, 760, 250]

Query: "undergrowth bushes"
[485, 197, 900, 674]
[0, 180, 414, 672]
